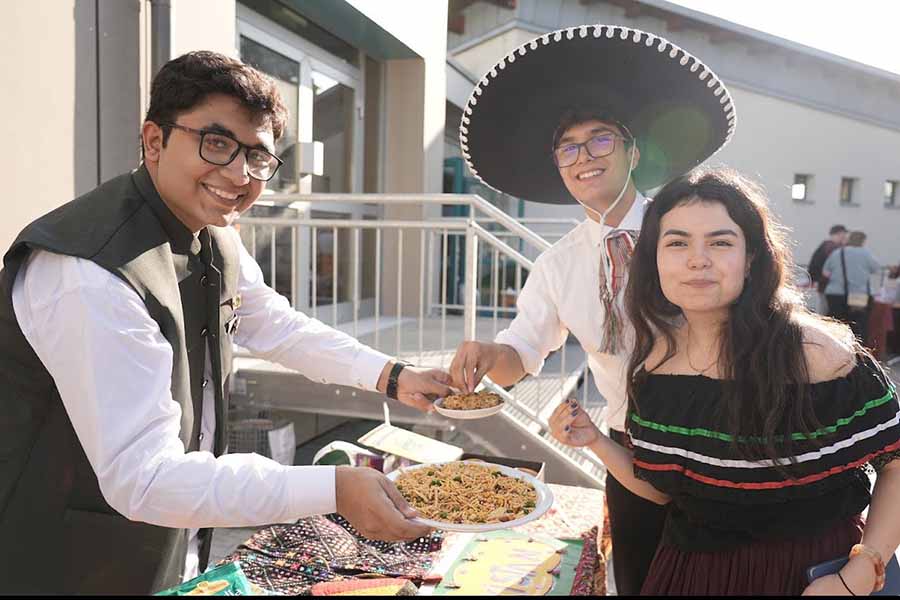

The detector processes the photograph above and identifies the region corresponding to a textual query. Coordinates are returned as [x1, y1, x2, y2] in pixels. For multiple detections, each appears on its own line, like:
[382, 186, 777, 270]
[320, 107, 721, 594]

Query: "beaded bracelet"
[849, 543, 885, 593]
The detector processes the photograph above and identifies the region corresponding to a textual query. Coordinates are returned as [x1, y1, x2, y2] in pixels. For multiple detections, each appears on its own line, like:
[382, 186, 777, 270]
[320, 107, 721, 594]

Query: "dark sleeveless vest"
[0, 166, 239, 593]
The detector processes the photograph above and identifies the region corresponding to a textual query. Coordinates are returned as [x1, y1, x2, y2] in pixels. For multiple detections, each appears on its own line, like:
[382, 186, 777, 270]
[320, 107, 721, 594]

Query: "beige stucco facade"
[713, 85, 900, 264]
[3, 0, 80, 252]
[169, 0, 237, 58]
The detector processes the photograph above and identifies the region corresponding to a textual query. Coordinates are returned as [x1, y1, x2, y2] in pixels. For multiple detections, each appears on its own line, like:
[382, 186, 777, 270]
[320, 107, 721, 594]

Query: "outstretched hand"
[334, 466, 433, 541]
[395, 366, 453, 412]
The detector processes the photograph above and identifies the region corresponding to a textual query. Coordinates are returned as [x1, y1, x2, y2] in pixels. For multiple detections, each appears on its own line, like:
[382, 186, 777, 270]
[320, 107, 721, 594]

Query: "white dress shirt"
[494, 194, 647, 432]
[11, 225, 391, 580]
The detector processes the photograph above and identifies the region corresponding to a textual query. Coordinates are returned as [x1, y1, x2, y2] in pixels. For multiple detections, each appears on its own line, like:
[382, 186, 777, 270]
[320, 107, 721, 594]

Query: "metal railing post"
[464, 221, 479, 341]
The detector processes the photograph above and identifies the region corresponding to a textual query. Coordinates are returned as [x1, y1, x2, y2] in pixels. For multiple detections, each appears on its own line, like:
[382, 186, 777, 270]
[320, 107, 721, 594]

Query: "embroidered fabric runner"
[218, 513, 444, 595]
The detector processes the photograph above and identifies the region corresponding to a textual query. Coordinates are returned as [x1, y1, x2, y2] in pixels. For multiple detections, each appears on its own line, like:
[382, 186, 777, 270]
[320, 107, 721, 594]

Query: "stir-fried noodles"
[441, 391, 503, 410]
[395, 462, 537, 524]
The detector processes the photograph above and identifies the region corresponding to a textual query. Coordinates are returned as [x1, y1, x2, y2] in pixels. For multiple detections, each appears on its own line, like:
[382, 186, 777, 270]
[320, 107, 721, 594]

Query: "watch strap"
[386, 361, 409, 400]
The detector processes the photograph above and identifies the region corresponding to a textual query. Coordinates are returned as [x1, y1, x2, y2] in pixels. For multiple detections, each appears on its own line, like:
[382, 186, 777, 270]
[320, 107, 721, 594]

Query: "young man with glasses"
[449, 26, 736, 594]
[0, 51, 451, 594]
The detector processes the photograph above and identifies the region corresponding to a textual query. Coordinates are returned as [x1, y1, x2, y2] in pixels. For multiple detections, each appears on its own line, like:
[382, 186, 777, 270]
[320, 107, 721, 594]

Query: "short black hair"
[829, 224, 848, 235]
[551, 108, 633, 151]
[145, 51, 289, 147]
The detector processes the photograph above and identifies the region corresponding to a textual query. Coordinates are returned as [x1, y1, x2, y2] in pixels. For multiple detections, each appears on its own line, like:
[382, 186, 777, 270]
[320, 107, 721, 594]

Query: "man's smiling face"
[141, 93, 275, 232]
[555, 119, 639, 215]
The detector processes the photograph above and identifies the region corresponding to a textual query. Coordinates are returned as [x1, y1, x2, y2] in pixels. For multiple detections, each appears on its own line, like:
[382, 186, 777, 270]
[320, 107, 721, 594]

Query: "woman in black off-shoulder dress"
[549, 168, 900, 596]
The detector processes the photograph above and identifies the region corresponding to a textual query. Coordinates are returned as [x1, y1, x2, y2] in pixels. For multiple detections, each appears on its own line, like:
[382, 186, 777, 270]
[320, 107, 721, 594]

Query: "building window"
[840, 177, 857, 205]
[792, 174, 811, 202]
[885, 180, 898, 207]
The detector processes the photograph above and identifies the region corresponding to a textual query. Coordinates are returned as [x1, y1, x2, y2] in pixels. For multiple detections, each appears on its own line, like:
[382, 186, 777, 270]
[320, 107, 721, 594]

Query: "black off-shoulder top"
[629, 355, 900, 551]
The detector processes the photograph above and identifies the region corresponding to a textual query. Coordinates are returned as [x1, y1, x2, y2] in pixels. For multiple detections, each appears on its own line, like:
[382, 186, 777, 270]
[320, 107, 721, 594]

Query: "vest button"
[199, 432, 205, 442]
[200, 275, 208, 286]
[202, 378, 209, 388]
[200, 327, 208, 337]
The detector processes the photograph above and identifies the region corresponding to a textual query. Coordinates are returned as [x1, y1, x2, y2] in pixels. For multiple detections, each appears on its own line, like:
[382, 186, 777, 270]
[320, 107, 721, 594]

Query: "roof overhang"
[277, 0, 419, 60]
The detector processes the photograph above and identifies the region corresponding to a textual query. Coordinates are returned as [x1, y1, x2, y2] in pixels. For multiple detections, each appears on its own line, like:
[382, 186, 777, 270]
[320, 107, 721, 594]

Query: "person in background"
[807, 224, 848, 314]
[867, 261, 900, 361]
[823, 230, 881, 341]
[549, 167, 900, 595]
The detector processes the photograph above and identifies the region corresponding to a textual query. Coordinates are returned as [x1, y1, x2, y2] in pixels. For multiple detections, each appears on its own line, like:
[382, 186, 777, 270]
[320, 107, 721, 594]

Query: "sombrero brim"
[460, 25, 737, 204]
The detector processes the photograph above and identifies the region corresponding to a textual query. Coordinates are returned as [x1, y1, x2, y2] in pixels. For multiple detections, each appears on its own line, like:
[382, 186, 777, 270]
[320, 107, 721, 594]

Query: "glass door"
[237, 5, 376, 321]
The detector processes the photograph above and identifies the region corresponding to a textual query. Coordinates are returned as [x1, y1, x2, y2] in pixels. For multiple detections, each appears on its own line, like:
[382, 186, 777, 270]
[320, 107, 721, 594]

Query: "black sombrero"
[459, 24, 736, 204]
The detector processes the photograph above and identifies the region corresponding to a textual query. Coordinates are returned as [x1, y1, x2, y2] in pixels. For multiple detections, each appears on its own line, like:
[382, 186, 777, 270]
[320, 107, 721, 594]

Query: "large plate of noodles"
[387, 461, 553, 532]
[433, 390, 505, 420]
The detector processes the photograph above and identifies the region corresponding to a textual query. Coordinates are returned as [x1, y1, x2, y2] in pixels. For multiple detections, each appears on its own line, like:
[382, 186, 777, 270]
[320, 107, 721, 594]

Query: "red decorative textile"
[867, 301, 895, 360]
[570, 526, 600, 595]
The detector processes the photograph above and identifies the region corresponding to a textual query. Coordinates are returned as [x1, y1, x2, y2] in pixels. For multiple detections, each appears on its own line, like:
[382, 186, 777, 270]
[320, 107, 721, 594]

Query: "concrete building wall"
[713, 85, 900, 264]
[453, 28, 539, 79]
[2, 0, 79, 251]
[1, 0, 152, 252]
[97, 0, 150, 186]
[1, 0, 237, 252]
[347, 0, 448, 195]
[345, 0, 448, 317]
[448, 1, 516, 49]
[169, 0, 236, 58]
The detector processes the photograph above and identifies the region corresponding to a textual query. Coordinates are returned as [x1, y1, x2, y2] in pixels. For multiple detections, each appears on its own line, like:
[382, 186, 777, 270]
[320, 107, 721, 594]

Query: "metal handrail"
[470, 222, 534, 271]
[234, 193, 601, 480]
[260, 192, 553, 254]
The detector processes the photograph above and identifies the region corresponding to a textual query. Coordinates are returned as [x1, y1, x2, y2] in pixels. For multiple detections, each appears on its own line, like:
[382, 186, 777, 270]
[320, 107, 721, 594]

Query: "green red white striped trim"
[631, 407, 900, 469]
[634, 438, 900, 490]
[629, 386, 896, 443]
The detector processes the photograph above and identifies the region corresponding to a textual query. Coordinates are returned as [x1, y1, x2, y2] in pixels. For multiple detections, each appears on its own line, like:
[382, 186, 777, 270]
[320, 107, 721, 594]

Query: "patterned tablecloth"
[525, 483, 609, 595]
[219, 483, 608, 595]
[429, 483, 608, 596]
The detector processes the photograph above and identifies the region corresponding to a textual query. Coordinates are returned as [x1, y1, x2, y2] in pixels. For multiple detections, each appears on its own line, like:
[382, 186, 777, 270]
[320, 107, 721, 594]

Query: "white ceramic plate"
[386, 460, 554, 532]
[432, 396, 505, 420]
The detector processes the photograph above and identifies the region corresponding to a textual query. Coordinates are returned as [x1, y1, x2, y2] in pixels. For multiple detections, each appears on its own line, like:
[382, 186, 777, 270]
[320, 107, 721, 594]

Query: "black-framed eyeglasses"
[552, 133, 630, 168]
[160, 122, 284, 181]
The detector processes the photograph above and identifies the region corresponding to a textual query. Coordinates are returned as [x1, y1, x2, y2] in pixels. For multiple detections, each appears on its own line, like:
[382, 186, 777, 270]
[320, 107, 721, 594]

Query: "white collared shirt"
[495, 193, 648, 432]
[11, 225, 391, 580]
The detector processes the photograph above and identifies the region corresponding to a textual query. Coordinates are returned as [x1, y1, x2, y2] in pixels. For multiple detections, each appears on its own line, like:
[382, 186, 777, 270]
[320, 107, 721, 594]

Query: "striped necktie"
[598, 229, 638, 354]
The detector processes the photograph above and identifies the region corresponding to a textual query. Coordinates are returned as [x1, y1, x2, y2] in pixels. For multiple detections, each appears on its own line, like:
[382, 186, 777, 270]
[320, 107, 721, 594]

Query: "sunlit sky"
[664, 0, 899, 76]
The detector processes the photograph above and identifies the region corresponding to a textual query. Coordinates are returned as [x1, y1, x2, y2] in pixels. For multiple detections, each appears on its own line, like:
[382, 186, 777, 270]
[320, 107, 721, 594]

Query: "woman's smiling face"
[656, 199, 749, 318]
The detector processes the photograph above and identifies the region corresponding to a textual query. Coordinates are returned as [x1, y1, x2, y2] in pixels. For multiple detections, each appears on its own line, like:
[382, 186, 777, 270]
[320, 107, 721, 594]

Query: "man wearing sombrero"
[449, 24, 736, 594]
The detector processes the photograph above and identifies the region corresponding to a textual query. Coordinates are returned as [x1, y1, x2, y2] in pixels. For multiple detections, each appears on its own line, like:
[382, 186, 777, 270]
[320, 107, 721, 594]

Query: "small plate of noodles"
[433, 390, 505, 420]
[387, 461, 554, 532]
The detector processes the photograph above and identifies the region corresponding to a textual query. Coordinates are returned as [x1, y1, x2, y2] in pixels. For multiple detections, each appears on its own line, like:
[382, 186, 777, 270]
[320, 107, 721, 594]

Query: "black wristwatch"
[385, 361, 410, 400]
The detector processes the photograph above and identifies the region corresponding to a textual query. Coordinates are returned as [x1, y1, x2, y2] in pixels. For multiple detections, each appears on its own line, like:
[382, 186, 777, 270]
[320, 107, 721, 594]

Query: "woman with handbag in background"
[823, 230, 882, 341]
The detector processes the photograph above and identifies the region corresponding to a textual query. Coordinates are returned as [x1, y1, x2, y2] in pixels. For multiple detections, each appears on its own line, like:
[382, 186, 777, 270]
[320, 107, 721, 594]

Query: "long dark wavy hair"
[624, 168, 857, 468]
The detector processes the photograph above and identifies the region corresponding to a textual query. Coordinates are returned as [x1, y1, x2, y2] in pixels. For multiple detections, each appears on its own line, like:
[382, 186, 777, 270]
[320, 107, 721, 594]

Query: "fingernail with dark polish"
[571, 409, 579, 416]
[564, 425, 570, 432]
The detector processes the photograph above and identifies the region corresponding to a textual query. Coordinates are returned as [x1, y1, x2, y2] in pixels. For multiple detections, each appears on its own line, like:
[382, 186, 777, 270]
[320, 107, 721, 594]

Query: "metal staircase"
[230, 192, 607, 488]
